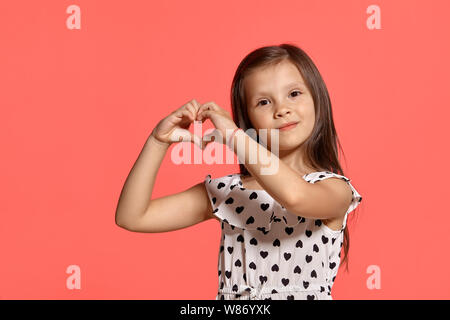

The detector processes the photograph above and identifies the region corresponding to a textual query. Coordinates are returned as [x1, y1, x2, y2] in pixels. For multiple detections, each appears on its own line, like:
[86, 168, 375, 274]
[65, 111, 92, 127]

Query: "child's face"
[243, 59, 315, 151]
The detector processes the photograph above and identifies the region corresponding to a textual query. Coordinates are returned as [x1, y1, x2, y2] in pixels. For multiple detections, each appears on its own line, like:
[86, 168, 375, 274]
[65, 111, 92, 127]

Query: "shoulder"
[204, 173, 240, 189]
[203, 172, 240, 202]
[316, 176, 353, 200]
[312, 174, 354, 216]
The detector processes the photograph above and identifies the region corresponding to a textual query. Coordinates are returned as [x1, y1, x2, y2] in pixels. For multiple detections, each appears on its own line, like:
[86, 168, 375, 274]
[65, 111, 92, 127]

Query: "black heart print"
[246, 216, 255, 224]
[208, 172, 359, 301]
[303, 281, 309, 289]
[225, 197, 234, 204]
[285, 227, 294, 235]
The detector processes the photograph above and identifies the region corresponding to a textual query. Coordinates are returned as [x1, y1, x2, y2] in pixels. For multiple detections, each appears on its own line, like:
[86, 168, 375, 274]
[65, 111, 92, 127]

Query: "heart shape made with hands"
[170, 122, 222, 150]
[169, 103, 229, 150]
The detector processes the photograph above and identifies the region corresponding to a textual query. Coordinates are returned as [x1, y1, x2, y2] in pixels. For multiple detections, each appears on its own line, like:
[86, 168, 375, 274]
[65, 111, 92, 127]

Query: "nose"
[274, 103, 291, 118]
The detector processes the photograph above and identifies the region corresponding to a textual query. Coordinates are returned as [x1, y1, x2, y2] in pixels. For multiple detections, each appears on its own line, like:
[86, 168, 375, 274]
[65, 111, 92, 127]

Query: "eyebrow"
[251, 82, 305, 98]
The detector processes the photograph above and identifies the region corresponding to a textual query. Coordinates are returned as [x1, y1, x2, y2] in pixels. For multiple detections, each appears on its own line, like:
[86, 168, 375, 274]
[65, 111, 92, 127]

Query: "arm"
[115, 99, 221, 232]
[115, 133, 217, 233]
[115, 134, 170, 229]
[124, 181, 218, 233]
[231, 130, 352, 220]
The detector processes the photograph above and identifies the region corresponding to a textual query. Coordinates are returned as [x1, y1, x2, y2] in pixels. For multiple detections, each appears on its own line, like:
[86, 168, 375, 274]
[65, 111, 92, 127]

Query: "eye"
[290, 90, 302, 97]
[257, 99, 269, 106]
[256, 90, 302, 106]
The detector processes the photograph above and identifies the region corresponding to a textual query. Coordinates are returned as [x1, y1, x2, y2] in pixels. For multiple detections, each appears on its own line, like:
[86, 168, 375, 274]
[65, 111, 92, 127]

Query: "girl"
[115, 44, 363, 300]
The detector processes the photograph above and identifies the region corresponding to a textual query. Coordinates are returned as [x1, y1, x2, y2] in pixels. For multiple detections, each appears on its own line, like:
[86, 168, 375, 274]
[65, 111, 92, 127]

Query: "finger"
[175, 109, 194, 122]
[209, 101, 219, 109]
[185, 103, 197, 121]
[197, 110, 212, 121]
[197, 102, 213, 119]
[202, 129, 223, 146]
[191, 133, 203, 150]
[191, 99, 201, 114]
[170, 128, 190, 143]
[170, 128, 202, 149]
[197, 102, 216, 119]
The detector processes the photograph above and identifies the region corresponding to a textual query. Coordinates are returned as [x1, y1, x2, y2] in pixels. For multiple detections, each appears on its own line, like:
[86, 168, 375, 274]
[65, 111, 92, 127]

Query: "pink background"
[1, 0, 449, 299]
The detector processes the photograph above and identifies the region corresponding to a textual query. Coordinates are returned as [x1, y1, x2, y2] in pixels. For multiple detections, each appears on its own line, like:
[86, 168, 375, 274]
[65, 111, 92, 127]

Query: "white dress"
[204, 171, 363, 300]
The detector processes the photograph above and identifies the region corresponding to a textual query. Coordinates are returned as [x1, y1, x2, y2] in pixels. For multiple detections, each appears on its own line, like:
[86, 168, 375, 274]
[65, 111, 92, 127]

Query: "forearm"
[115, 134, 169, 227]
[231, 130, 306, 208]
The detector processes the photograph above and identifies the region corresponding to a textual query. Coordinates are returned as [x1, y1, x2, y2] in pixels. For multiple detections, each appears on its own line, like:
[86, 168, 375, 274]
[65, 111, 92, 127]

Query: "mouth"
[278, 122, 299, 131]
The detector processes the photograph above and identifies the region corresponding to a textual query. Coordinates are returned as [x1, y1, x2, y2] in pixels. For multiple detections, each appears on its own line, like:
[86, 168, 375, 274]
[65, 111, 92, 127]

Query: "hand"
[150, 99, 206, 149]
[196, 101, 239, 149]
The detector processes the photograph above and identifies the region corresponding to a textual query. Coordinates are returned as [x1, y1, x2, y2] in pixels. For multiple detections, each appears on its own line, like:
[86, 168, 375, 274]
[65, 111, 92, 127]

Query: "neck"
[272, 143, 316, 176]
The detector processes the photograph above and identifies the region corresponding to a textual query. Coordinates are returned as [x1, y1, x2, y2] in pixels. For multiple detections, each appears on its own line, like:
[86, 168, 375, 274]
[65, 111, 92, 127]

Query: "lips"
[278, 122, 299, 131]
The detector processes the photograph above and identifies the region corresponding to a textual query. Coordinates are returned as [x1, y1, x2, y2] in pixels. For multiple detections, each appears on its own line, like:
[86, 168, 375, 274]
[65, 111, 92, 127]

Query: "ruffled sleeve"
[204, 174, 233, 215]
[204, 174, 302, 231]
[303, 171, 363, 231]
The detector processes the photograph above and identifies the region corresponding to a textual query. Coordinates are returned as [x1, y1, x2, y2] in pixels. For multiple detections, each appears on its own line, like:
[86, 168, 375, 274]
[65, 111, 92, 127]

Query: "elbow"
[115, 212, 135, 231]
[284, 194, 306, 217]
[115, 219, 130, 231]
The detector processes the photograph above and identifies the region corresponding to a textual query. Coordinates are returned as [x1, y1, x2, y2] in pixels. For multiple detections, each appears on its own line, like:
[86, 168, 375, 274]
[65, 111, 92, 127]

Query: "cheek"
[306, 111, 315, 127]
[302, 104, 315, 127]
[248, 110, 268, 128]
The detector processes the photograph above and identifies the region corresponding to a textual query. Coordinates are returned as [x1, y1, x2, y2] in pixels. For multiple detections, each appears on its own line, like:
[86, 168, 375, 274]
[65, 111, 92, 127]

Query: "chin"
[270, 140, 303, 152]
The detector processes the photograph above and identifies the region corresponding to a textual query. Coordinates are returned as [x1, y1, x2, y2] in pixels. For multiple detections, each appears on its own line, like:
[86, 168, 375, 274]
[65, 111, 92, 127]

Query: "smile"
[278, 123, 298, 131]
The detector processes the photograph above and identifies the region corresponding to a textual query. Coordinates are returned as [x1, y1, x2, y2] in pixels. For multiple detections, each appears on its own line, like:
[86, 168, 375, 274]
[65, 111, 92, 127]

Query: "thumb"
[170, 128, 203, 150]
[190, 133, 203, 150]
[202, 129, 224, 147]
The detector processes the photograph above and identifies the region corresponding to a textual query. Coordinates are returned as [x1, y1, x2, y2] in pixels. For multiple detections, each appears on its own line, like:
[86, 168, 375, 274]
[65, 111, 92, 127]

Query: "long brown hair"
[230, 43, 357, 272]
